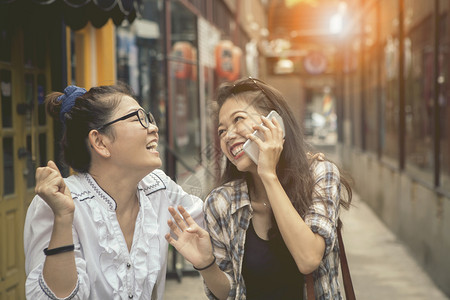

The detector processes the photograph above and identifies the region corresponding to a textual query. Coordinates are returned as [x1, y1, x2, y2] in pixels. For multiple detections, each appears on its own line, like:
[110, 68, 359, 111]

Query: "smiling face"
[104, 95, 162, 174]
[218, 97, 264, 173]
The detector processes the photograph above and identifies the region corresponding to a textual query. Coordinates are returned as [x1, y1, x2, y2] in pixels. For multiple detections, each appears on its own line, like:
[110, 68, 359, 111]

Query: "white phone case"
[242, 110, 285, 164]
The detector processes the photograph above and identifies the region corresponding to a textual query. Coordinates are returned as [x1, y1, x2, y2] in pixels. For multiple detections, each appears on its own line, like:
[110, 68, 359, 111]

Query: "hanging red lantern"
[190, 47, 198, 81]
[172, 41, 193, 79]
[215, 40, 241, 81]
[229, 46, 242, 81]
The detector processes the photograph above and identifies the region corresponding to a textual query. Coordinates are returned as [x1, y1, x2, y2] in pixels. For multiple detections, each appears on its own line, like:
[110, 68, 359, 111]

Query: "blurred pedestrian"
[166, 77, 352, 299]
[24, 84, 204, 299]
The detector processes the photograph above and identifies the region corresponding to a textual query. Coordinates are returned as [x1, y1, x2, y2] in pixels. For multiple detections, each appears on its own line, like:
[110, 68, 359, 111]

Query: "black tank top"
[242, 221, 304, 300]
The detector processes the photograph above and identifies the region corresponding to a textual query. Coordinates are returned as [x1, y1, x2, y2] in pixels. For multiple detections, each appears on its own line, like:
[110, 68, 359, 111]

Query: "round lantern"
[229, 46, 242, 81]
[190, 47, 198, 81]
[172, 41, 193, 79]
[215, 40, 241, 81]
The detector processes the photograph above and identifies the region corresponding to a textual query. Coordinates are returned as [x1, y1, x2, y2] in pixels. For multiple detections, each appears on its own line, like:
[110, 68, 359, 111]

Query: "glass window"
[22, 17, 47, 69]
[35, 28, 47, 69]
[24, 25, 35, 67]
[202, 66, 221, 167]
[351, 42, 362, 149]
[0, 20, 12, 62]
[364, 4, 379, 153]
[1, 69, 12, 128]
[342, 47, 356, 146]
[3, 137, 14, 195]
[440, 4, 450, 189]
[39, 133, 47, 168]
[70, 30, 77, 86]
[169, 1, 200, 180]
[117, 0, 167, 169]
[212, 0, 233, 38]
[404, 13, 434, 179]
[25, 73, 35, 128]
[380, 0, 400, 162]
[37, 74, 47, 125]
[117, 0, 166, 105]
[26, 135, 35, 188]
[187, 0, 208, 17]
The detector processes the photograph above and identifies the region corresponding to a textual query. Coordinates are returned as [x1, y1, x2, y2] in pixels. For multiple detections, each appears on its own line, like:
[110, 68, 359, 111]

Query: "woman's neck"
[89, 166, 141, 214]
[248, 175, 270, 207]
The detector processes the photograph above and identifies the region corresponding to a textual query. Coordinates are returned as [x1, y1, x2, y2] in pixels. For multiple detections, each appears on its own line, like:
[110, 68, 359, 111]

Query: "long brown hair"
[215, 77, 352, 218]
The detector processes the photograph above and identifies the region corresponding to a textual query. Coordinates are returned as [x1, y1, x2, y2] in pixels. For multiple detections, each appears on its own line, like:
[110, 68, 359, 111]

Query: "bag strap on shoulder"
[305, 219, 356, 299]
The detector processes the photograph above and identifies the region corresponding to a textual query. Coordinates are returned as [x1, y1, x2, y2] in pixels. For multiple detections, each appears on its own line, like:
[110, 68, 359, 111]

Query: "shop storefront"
[0, 1, 139, 297]
[115, 0, 229, 192]
[0, 0, 266, 294]
[339, 0, 450, 294]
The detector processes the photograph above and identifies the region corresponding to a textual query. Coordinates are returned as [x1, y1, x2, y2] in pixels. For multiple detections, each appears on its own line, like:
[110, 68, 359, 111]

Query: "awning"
[0, 0, 142, 30]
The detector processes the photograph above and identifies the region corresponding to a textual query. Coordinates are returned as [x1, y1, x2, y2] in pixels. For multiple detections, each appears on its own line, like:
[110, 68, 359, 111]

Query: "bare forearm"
[260, 174, 325, 273]
[43, 215, 78, 297]
[199, 264, 231, 300]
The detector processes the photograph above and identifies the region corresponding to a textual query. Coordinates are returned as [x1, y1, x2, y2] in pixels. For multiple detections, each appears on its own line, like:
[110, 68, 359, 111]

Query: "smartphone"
[243, 110, 285, 164]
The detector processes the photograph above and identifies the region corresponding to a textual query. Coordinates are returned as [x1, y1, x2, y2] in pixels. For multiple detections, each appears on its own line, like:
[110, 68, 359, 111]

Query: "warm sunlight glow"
[285, 0, 319, 8]
[329, 14, 343, 34]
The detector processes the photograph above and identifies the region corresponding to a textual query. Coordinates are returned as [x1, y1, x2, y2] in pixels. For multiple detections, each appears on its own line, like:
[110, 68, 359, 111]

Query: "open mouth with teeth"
[146, 141, 158, 152]
[230, 143, 245, 159]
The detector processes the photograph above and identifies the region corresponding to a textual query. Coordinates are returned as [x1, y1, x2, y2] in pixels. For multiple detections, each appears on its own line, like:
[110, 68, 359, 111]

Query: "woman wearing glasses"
[166, 77, 352, 299]
[23, 84, 204, 299]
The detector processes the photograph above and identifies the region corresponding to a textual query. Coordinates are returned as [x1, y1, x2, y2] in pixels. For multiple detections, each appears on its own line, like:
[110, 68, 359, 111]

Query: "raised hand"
[165, 206, 214, 269]
[246, 115, 284, 178]
[35, 160, 75, 218]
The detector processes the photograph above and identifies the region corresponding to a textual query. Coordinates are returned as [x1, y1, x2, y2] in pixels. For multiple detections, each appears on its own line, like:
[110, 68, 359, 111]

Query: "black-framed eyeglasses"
[97, 108, 156, 131]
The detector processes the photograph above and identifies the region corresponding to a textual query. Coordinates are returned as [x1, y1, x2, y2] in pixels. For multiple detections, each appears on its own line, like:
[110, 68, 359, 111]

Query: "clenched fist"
[35, 161, 74, 219]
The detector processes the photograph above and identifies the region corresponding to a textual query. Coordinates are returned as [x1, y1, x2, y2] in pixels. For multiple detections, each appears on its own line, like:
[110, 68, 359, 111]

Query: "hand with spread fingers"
[35, 160, 74, 218]
[165, 205, 214, 269]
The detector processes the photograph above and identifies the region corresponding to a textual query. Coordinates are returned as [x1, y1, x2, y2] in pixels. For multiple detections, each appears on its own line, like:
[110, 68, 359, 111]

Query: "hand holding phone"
[242, 110, 285, 164]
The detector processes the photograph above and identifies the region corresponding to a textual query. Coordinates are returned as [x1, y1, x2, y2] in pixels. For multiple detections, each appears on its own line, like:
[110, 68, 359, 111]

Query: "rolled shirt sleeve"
[304, 161, 341, 257]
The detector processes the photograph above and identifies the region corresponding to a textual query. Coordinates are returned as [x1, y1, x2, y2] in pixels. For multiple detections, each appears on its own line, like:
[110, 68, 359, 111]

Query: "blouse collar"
[228, 179, 251, 215]
[83, 173, 117, 211]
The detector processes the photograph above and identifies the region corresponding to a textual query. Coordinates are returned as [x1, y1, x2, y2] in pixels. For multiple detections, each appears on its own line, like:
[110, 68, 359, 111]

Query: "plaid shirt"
[203, 160, 343, 300]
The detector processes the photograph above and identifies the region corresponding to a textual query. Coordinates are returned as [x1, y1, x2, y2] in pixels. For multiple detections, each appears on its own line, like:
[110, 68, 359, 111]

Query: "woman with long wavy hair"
[166, 77, 352, 300]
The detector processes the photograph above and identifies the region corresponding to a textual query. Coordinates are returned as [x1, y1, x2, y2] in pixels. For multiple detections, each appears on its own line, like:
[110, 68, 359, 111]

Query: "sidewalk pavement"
[163, 194, 449, 300]
[340, 195, 448, 300]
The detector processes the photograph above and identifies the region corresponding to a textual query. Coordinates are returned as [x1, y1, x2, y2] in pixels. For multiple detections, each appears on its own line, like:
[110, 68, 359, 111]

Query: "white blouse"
[24, 169, 204, 300]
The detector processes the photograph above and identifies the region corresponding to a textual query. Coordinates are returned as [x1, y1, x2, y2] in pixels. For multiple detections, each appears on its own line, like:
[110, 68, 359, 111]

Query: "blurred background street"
[164, 190, 448, 300]
[1, 0, 450, 298]
[165, 145, 449, 299]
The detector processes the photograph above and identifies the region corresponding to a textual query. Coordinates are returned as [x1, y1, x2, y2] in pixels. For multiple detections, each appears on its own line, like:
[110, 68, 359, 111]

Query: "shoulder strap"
[337, 220, 356, 300]
[305, 220, 356, 300]
[305, 273, 315, 299]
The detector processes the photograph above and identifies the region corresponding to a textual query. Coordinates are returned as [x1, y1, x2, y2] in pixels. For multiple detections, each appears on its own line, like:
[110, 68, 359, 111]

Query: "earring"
[105, 151, 110, 157]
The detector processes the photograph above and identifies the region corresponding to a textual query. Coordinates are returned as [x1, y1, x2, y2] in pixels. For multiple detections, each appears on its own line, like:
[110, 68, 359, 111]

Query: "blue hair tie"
[57, 85, 87, 124]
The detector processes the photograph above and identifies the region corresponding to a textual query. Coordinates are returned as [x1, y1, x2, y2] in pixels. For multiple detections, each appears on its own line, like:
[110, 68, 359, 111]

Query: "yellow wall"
[96, 21, 116, 86]
[68, 19, 116, 88]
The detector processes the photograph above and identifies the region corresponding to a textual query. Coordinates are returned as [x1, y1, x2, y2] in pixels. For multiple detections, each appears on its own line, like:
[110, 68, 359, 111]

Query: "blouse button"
[128, 295, 133, 299]
[126, 263, 131, 268]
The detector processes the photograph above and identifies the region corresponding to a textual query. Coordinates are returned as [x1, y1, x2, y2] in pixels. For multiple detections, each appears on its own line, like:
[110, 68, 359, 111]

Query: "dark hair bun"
[45, 91, 64, 122]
